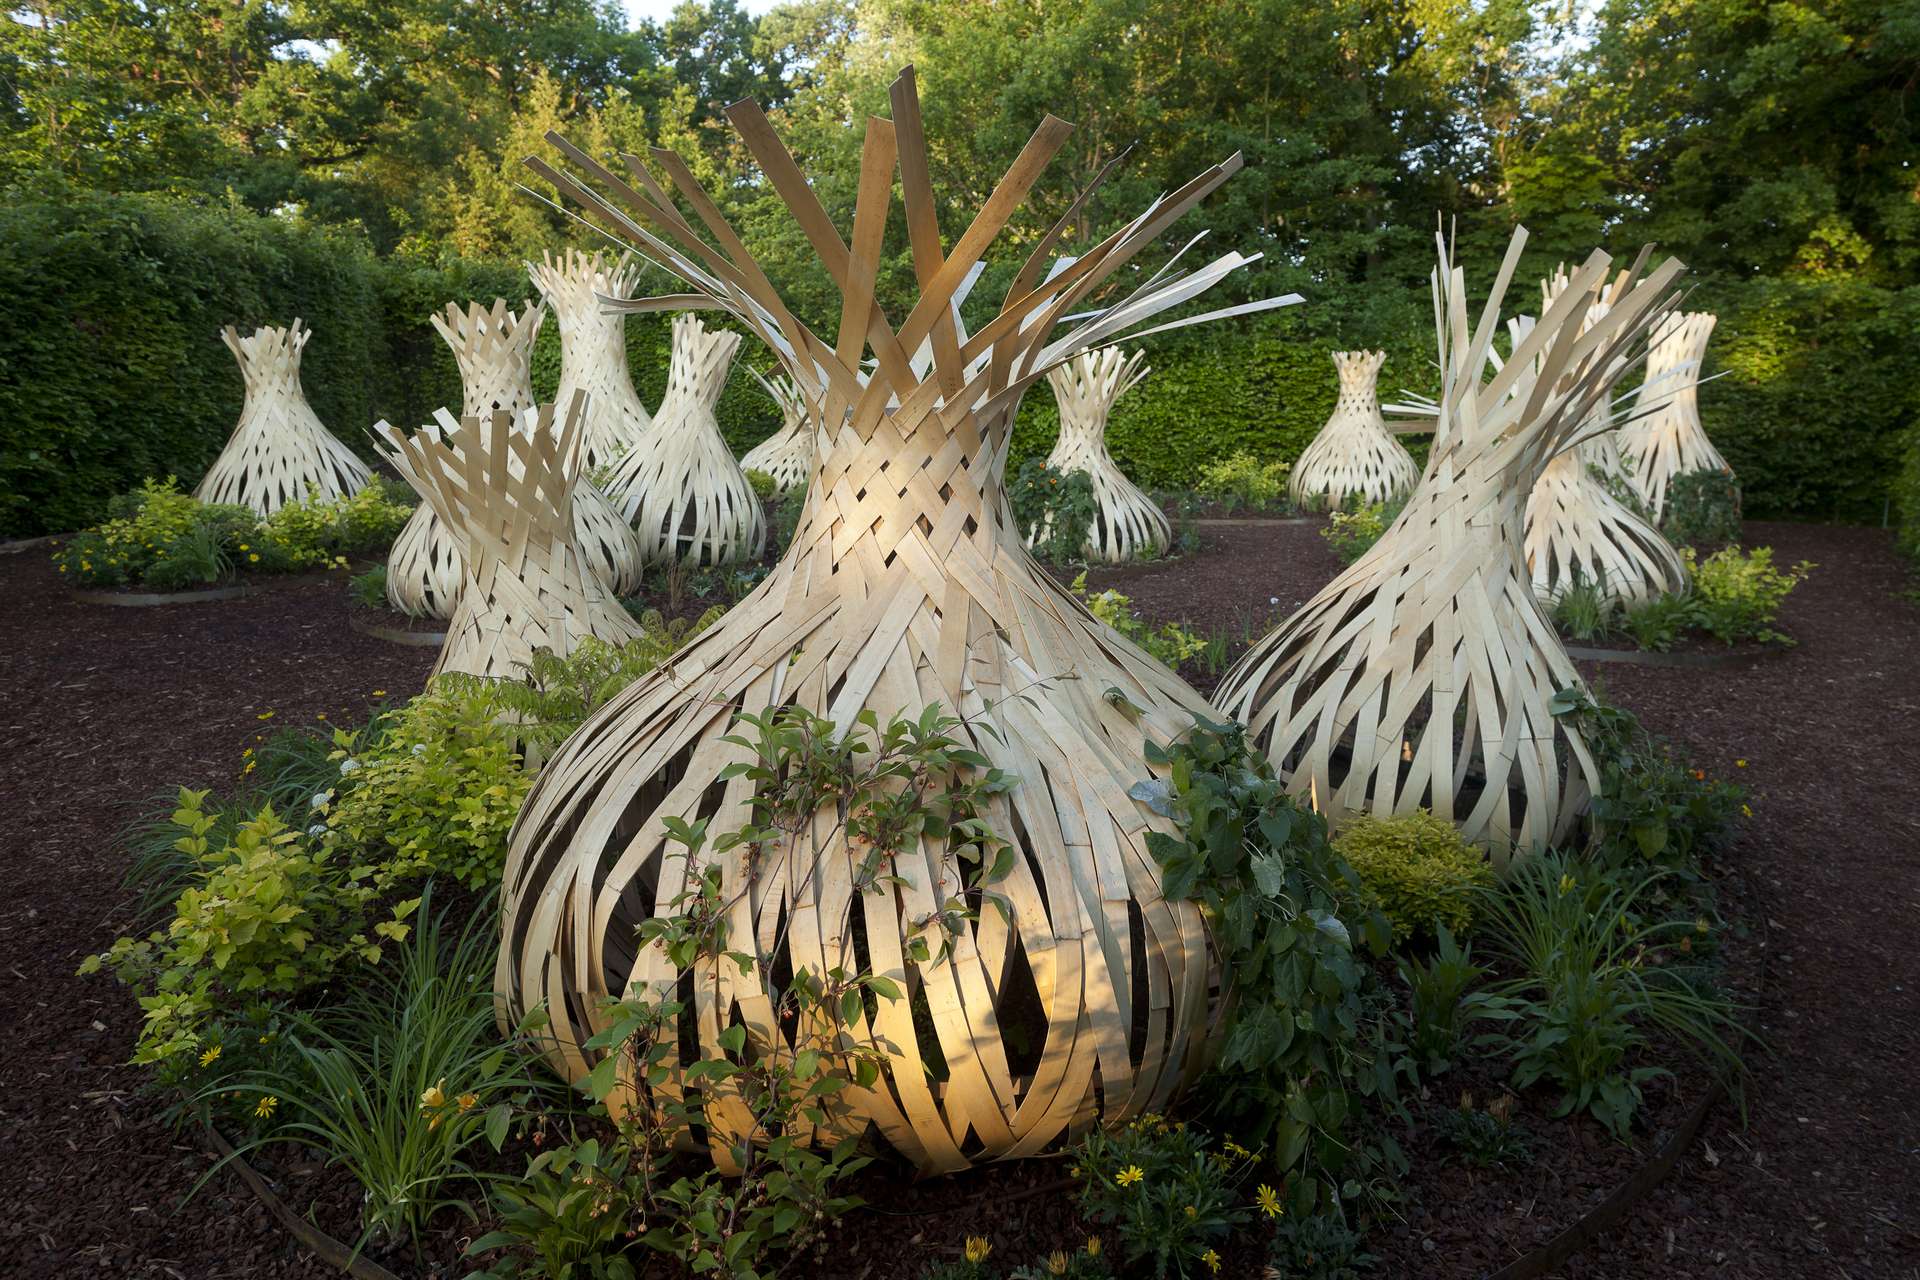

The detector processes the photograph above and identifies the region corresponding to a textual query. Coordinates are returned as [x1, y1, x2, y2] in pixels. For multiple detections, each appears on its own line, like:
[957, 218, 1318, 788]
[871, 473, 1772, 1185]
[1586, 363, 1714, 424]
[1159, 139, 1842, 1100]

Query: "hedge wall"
[3, 190, 1914, 539]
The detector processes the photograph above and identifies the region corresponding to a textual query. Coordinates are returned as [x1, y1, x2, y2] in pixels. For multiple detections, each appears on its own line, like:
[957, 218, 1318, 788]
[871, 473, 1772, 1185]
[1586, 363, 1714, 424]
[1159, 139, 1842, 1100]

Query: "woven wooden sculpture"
[527, 249, 655, 468]
[603, 314, 765, 565]
[387, 299, 645, 618]
[738, 368, 815, 491]
[194, 321, 371, 514]
[1287, 350, 1420, 510]
[1523, 278, 1687, 608]
[377, 398, 643, 681]
[500, 68, 1293, 1171]
[1619, 311, 1728, 522]
[1216, 232, 1684, 860]
[1038, 347, 1171, 562]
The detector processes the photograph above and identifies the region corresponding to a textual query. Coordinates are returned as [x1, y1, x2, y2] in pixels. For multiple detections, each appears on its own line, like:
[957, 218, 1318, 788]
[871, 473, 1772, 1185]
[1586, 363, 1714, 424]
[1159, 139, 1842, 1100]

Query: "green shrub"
[256, 482, 414, 568]
[1320, 496, 1404, 564]
[347, 564, 389, 609]
[1010, 459, 1099, 565]
[1134, 719, 1407, 1216]
[1479, 852, 1751, 1140]
[79, 788, 415, 1067]
[1620, 592, 1699, 652]
[1194, 449, 1291, 512]
[1430, 1097, 1532, 1170]
[1069, 1117, 1256, 1279]
[1895, 423, 1920, 569]
[1659, 469, 1742, 547]
[1333, 811, 1493, 944]
[1684, 545, 1814, 645]
[321, 681, 532, 891]
[1266, 1208, 1377, 1280]
[1397, 923, 1505, 1073]
[1071, 573, 1209, 668]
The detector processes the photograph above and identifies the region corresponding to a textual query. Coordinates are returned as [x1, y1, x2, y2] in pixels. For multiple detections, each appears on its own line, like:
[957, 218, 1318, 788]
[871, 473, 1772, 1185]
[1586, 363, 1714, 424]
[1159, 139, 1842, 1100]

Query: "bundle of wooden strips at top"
[497, 66, 1301, 1173]
[376, 393, 644, 686]
[526, 248, 655, 470]
[385, 298, 644, 620]
[195, 320, 371, 515]
[1215, 230, 1685, 863]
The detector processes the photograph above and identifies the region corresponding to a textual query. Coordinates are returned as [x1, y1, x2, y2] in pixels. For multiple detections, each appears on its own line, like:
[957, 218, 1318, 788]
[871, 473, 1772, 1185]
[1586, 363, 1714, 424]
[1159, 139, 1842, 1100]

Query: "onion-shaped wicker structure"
[387, 299, 644, 618]
[1287, 350, 1419, 510]
[1619, 311, 1728, 522]
[1523, 278, 1687, 608]
[738, 368, 815, 492]
[1038, 348, 1170, 562]
[527, 249, 655, 469]
[603, 314, 765, 565]
[376, 396, 642, 682]
[1215, 234, 1685, 861]
[499, 70, 1293, 1171]
[194, 321, 371, 514]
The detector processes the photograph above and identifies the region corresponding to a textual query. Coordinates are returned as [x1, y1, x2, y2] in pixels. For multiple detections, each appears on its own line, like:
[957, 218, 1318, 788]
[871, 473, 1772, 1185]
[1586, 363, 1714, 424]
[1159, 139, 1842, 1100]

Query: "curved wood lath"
[1217, 233, 1685, 863]
[499, 68, 1295, 1171]
[195, 321, 370, 515]
[739, 368, 817, 492]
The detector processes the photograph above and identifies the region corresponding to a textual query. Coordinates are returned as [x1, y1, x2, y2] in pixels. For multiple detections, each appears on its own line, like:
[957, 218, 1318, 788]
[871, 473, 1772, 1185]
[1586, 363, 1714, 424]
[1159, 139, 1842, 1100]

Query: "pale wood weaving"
[1215, 231, 1685, 861]
[603, 314, 766, 565]
[194, 320, 371, 515]
[1287, 350, 1419, 510]
[376, 396, 643, 682]
[527, 249, 655, 469]
[499, 68, 1293, 1171]
[1039, 347, 1171, 562]
[1524, 280, 1687, 608]
[387, 299, 644, 618]
[738, 368, 815, 491]
[1619, 311, 1728, 522]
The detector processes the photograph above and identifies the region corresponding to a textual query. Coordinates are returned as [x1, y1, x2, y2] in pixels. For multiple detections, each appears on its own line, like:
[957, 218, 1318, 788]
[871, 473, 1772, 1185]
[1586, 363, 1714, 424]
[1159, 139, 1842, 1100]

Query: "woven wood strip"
[604, 314, 767, 565]
[1039, 348, 1170, 562]
[1216, 232, 1684, 863]
[1288, 350, 1420, 510]
[497, 71, 1290, 1172]
[376, 396, 643, 682]
[1524, 281, 1687, 608]
[194, 320, 371, 515]
[387, 299, 644, 619]
[739, 369, 815, 492]
[1618, 311, 1728, 521]
[527, 249, 654, 469]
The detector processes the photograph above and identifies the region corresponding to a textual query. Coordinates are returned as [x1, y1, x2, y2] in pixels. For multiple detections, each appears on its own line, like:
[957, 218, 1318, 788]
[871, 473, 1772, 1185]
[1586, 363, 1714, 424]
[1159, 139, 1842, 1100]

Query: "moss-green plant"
[1194, 449, 1290, 512]
[1071, 573, 1208, 668]
[79, 788, 415, 1067]
[1332, 811, 1493, 945]
[1683, 545, 1813, 645]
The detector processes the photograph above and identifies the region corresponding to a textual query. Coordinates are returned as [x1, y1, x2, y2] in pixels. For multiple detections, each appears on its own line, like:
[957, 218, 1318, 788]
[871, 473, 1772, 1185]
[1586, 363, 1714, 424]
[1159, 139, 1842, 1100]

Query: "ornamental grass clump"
[1332, 810, 1494, 945]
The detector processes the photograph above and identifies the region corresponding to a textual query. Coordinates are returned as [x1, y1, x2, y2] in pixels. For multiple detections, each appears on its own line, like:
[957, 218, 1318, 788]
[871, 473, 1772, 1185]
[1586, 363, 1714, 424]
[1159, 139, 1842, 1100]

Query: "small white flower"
[411, 743, 427, 756]
[338, 758, 361, 775]
[1269, 596, 1280, 606]
[307, 823, 328, 838]
[310, 790, 333, 809]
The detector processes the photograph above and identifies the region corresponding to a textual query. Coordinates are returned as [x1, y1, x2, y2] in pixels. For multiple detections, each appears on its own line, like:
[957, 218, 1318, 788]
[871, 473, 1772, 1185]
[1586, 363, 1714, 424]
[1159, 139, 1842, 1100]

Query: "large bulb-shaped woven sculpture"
[502, 69, 1291, 1171]
[604, 314, 764, 565]
[195, 321, 371, 514]
[1287, 350, 1419, 510]
[1216, 233, 1684, 861]
[1039, 348, 1171, 562]
[386, 299, 644, 617]
[377, 397, 643, 681]
[738, 368, 815, 492]
[1619, 311, 1728, 522]
[1523, 278, 1687, 608]
[527, 249, 654, 468]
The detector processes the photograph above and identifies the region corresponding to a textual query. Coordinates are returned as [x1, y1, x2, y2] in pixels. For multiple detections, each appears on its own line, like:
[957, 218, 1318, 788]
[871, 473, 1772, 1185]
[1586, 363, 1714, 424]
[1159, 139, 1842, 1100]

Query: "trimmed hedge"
[4, 190, 1915, 537]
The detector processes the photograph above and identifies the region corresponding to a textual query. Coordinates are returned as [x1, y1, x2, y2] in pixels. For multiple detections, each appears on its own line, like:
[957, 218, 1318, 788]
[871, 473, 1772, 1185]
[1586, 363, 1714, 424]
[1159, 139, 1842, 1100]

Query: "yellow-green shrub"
[1195, 450, 1291, 510]
[1332, 810, 1492, 944]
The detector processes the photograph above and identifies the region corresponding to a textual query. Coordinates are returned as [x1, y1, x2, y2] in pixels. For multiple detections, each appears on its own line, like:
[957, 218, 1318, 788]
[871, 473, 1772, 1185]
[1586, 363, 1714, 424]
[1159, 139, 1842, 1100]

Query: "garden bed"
[3, 520, 1916, 1279]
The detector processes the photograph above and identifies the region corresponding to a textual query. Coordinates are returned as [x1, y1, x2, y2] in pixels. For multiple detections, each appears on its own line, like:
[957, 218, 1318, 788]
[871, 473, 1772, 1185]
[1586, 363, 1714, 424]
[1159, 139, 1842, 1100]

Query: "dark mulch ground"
[1, 518, 1915, 1278]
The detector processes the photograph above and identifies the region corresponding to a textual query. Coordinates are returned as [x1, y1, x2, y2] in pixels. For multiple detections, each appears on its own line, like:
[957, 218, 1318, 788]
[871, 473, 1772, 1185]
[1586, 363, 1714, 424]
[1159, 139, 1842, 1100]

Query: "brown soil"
[1, 518, 1915, 1278]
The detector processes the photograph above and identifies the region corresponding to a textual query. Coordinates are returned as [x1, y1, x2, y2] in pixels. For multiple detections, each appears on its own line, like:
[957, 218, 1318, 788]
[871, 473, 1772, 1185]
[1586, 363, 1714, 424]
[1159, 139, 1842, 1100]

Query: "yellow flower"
[1256, 1183, 1283, 1217]
[1046, 1252, 1070, 1275]
[241, 747, 253, 758]
[963, 1236, 992, 1264]
[1735, 758, 1747, 767]
[1084, 1237, 1102, 1258]
[1116, 1165, 1144, 1188]
[257, 710, 275, 720]
[254, 1095, 278, 1118]
[199, 1045, 222, 1068]
[315, 712, 327, 720]
[247, 553, 259, 563]
[420, 1080, 447, 1110]
[1741, 803, 1753, 817]
[1695, 917, 1710, 934]
[372, 689, 386, 697]
[242, 760, 256, 775]
[1184, 1204, 1198, 1219]
[457, 1092, 479, 1111]
[238, 543, 249, 551]
[1201, 1248, 1221, 1273]
[1557, 872, 1576, 895]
